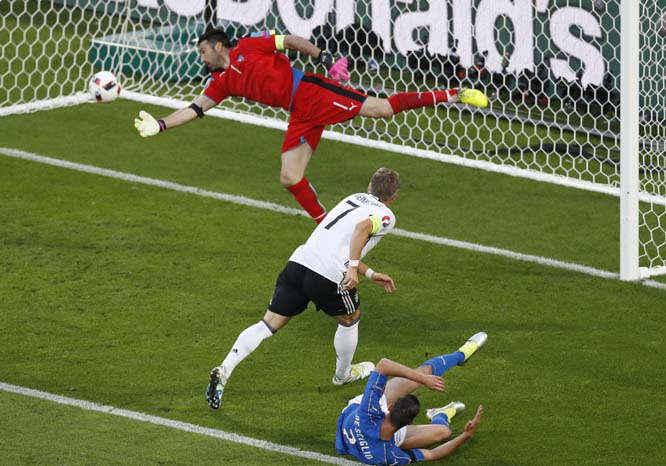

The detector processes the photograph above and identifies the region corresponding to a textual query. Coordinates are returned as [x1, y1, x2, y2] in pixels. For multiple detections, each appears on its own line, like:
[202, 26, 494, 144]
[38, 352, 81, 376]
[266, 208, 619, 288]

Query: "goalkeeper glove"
[134, 110, 166, 137]
[458, 88, 489, 108]
[315, 50, 349, 82]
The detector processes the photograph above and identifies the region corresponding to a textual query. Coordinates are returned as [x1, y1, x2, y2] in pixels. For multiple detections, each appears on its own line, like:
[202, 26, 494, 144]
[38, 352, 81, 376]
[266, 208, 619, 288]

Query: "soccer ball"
[89, 71, 120, 103]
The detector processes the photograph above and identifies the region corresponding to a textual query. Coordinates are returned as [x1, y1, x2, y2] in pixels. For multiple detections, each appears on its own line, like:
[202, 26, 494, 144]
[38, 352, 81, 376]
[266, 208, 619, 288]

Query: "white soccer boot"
[332, 361, 375, 386]
[458, 332, 488, 363]
[426, 401, 466, 421]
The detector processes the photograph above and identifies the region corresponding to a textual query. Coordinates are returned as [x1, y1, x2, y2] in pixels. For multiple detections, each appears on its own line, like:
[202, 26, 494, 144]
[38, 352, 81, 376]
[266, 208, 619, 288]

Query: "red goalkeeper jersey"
[202, 34, 294, 110]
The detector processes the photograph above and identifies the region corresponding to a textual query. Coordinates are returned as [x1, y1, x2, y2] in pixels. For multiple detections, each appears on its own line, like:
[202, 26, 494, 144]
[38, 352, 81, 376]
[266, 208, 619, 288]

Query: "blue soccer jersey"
[335, 371, 425, 465]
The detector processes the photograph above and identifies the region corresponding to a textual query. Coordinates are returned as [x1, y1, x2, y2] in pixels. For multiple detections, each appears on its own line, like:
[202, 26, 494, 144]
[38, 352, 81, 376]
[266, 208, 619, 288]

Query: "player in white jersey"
[290, 191, 396, 287]
[205, 168, 400, 409]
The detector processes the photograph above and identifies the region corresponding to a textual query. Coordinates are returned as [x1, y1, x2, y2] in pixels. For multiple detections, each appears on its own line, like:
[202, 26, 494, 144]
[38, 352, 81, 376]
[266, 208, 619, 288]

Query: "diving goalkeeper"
[134, 29, 488, 223]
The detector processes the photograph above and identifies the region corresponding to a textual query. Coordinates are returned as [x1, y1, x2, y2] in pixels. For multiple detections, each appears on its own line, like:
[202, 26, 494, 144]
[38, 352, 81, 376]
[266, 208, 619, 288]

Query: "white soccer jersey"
[289, 193, 396, 284]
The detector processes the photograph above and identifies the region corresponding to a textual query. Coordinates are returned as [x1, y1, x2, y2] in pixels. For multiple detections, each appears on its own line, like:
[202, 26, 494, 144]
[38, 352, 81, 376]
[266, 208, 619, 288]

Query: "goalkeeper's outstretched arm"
[282, 35, 321, 60]
[282, 35, 349, 82]
[134, 95, 216, 137]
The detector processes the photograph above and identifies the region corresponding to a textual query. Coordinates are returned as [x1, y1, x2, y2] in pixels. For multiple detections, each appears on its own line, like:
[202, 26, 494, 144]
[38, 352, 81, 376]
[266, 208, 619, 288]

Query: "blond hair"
[369, 168, 400, 201]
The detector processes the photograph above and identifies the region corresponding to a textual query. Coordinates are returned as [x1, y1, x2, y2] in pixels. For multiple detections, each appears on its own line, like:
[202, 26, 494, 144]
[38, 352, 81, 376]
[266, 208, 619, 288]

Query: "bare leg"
[359, 97, 395, 118]
[399, 424, 452, 449]
[281, 143, 326, 222]
[333, 309, 361, 327]
[359, 91, 462, 119]
[280, 143, 313, 186]
[262, 309, 292, 331]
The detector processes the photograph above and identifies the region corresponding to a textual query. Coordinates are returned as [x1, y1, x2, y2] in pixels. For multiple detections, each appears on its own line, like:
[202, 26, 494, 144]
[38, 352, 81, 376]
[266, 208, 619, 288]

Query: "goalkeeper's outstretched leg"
[360, 88, 489, 118]
[277, 86, 488, 223]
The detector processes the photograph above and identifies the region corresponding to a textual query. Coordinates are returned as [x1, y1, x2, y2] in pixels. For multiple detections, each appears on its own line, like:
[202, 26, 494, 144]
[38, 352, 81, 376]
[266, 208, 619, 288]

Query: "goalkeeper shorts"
[282, 73, 366, 153]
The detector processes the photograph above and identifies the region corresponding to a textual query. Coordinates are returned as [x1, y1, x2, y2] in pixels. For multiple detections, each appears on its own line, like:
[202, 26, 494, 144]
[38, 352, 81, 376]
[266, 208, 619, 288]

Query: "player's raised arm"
[375, 358, 444, 392]
[134, 94, 216, 137]
[282, 34, 349, 82]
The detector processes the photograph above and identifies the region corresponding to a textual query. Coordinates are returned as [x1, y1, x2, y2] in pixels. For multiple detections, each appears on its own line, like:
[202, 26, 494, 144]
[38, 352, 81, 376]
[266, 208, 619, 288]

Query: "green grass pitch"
[1, 100, 665, 465]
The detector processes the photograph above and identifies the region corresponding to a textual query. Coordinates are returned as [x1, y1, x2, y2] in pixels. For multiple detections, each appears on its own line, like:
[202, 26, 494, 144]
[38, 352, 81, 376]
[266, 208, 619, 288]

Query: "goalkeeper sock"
[287, 178, 326, 223]
[220, 320, 275, 379]
[334, 319, 360, 380]
[388, 89, 459, 114]
[421, 351, 465, 377]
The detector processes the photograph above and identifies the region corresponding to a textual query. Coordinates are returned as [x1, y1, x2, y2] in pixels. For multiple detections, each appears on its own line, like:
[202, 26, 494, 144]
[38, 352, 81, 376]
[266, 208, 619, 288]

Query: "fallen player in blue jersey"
[335, 332, 487, 465]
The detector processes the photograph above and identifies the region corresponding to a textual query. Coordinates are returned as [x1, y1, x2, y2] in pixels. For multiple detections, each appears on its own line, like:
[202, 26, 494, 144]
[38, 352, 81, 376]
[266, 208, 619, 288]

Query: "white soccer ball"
[89, 71, 121, 103]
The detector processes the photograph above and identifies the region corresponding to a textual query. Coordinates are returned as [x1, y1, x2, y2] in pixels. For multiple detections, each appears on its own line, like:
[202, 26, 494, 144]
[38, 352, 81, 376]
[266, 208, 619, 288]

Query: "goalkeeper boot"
[205, 366, 226, 410]
[426, 401, 466, 422]
[332, 361, 375, 386]
[458, 332, 488, 364]
[459, 88, 489, 108]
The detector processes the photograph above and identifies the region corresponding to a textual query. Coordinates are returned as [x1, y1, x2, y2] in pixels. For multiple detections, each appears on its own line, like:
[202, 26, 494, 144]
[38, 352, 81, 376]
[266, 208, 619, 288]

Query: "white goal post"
[620, 0, 640, 280]
[1, 0, 665, 280]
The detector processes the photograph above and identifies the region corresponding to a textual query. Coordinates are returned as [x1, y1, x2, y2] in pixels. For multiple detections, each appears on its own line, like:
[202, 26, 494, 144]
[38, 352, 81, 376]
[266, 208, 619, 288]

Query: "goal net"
[1, 0, 664, 279]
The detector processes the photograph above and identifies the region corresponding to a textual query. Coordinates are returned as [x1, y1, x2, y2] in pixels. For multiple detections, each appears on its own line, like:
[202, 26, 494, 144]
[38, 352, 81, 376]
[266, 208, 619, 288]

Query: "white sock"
[220, 320, 274, 380]
[334, 320, 359, 380]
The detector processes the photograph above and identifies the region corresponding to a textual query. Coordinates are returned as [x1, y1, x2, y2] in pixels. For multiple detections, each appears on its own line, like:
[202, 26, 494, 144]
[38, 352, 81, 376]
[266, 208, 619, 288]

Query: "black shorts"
[268, 261, 360, 317]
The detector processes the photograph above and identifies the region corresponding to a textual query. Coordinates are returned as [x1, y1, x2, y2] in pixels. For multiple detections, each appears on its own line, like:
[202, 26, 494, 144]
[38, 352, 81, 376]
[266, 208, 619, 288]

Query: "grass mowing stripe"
[0, 381, 361, 466]
[2, 146, 665, 291]
[0, 146, 304, 217]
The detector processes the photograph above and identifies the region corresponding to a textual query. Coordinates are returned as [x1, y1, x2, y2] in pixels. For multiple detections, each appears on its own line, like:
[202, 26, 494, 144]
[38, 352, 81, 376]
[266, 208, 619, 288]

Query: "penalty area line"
[0, 381, 361, 466]
[1, 146, 665, 291]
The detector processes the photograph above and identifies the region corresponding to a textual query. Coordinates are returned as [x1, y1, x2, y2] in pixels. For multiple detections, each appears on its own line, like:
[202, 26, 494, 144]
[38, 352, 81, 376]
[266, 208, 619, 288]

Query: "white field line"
[0, 93, 91, 117]
[0, 381, 361, 466]
[1, 147, 665, 291]
[0, 147, 304, 217]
